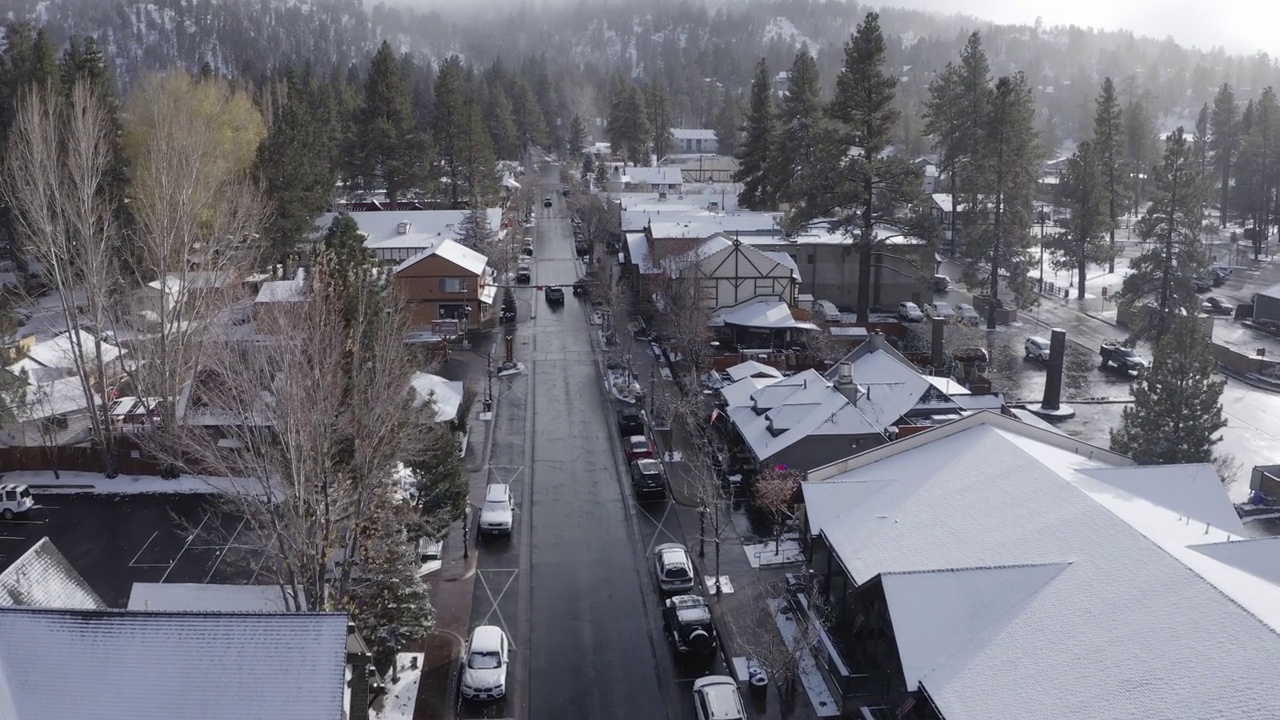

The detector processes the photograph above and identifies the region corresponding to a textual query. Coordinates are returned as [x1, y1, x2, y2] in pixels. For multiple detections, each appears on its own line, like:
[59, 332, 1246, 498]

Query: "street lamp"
[1038, 204, 1047, 290]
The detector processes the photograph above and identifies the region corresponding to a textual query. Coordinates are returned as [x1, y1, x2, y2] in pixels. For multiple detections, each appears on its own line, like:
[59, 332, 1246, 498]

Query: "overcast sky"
[879, 0, 1277, 57]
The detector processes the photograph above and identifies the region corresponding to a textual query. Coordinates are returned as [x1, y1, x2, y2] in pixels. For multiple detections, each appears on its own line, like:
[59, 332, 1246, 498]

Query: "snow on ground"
[744, 538, 806, 568]
[763, 17, 816, 53]
[372, 653, 425, 720]
[768, 598, 840, 717]
[4, 469, 267, 496]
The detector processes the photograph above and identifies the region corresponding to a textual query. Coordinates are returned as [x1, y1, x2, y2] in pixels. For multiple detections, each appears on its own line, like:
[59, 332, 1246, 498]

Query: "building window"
[806, 253, 815, 264]
[439, 278, 467, 293]
[439, 304, 469, 320]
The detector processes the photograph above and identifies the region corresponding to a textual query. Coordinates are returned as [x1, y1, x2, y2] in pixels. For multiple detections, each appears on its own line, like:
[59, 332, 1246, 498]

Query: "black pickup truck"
[1099, 341, 1148, 374]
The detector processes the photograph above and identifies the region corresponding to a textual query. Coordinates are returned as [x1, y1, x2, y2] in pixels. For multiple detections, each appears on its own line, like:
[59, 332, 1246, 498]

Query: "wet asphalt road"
[461, 165, 673, 720]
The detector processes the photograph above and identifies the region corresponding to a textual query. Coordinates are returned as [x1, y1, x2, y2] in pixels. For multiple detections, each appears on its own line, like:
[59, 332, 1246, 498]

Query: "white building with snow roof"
[797, 410, 1280, 720]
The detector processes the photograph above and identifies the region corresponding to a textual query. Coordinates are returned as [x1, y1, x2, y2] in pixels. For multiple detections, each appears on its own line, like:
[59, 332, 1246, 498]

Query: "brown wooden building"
[392, 239, 495, 331]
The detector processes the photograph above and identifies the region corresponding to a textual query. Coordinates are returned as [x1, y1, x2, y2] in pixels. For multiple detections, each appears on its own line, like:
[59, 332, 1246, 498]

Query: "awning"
[710, 299, 819, 331]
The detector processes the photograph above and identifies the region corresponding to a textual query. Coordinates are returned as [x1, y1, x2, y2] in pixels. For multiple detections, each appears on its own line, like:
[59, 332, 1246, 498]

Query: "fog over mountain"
[381, 0, 1280, 58]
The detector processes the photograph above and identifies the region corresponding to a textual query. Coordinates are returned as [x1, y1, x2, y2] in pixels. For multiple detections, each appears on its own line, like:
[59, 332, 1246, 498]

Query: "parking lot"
[0, 493, 257, 607]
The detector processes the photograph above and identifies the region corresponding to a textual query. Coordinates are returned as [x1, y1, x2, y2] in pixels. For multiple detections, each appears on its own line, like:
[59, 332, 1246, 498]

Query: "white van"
[0, 484, 35, 520]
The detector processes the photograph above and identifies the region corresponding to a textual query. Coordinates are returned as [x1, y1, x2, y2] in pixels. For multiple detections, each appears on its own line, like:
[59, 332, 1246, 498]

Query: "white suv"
[1024, 336, 1051, 362]
[479, 484, 514, 536]
[461, 625, 509, 701]
[693, 676, 746, 720]
[0, 484, 34, 520]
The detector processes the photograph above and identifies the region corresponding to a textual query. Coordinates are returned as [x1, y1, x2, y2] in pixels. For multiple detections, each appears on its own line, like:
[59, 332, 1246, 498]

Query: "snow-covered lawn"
[744, 538, 805, 568]
[372, 653, 425, 720]
[4, 469, 266, 496]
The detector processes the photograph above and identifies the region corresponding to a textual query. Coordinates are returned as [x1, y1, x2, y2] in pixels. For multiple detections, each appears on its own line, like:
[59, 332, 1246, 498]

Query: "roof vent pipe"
[836, 361, 854, 386]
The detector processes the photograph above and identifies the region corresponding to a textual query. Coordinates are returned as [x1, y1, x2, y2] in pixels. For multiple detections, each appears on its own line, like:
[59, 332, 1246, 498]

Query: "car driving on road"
[1025, 336, 1051, 362]
[545, 286, 565, 304]
[543, 196, 553, 207]
[653, 543, 696, 595]
[1202, 296, 1235, 316]
[0, 484, 34, 520]
[461, 625, 510, 701]
[1100, 341, 1148, 375]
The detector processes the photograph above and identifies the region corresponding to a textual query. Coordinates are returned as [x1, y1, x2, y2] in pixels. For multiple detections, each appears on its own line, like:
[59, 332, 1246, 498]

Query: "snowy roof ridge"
[0, 537, 106, 610]
[879, 560, 1073, 577]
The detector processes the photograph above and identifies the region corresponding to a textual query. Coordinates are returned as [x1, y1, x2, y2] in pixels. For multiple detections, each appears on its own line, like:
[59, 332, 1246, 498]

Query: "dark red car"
[625, 435, 655, 461]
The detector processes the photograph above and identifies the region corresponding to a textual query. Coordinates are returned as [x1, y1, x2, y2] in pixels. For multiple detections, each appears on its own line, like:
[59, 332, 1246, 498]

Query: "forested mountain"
[4, 0, 1280, 151]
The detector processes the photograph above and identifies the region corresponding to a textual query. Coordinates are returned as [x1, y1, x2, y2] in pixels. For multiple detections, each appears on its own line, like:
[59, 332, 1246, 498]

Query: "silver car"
[653, 543, 696, 594]
[927, 301, 956, 320]
[898, 301, 924, 322]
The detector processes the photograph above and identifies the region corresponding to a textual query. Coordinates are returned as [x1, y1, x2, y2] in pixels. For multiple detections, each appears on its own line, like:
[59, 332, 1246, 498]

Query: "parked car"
[663, 594, 717, 658]
[478, 484, 514, 536]
[543, 196, 553, 207]
[692, 676, 746, 720]
[521, 242, 534, 256]
[956, 303, 981, 325]
[516, 261, 532, 284]
[572, 279, 588, 297]
[626, 435, 655, 462]
[0, 483, 34, 520]
[932, 274, 951, 291]
[1193, 276, 1213, 293]
[898, 301, 924, 322]
[653, 543, 696, 594]
[1024, 336, 1051, 362]
[1100, 341, 1148, 374]
[545, 287, 565, 304]
[617, 406, 647, 437]
[926, 301, 956, 320]
[460, 626, 510, 701]
[1202, 296, 1235, 316]
[630, 458, 668, 498]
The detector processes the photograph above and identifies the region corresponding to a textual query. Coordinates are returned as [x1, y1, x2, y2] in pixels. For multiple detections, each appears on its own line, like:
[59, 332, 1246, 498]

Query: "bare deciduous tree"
[753, 465, 801, 556]
[665, 388, 732, 596]
[4, 80, 123, 470]
[121, 72, 267, 431]
[726, 577, 830, 718]
[165, 280, 435, 612]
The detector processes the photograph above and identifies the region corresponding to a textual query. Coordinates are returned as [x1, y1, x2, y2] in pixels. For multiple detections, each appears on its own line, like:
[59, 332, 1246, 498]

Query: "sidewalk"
[618, 321, 827, 720]
[412, 349, 502, 720]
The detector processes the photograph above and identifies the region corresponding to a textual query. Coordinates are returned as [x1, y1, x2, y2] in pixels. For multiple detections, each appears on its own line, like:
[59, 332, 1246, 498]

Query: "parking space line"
[640, 502, 681, 555]
[160, 512, 209, 583]
[476, 569, 519, 650]
[204, 517, 247, 583]
[129, 531, 159, 567]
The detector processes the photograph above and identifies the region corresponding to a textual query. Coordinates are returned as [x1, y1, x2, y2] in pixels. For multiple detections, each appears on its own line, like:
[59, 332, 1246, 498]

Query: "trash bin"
[748, 660, 768, 697]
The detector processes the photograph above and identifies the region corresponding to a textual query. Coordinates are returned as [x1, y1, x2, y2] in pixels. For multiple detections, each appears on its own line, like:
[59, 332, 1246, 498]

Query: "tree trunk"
[1077, 255, 1088, 299]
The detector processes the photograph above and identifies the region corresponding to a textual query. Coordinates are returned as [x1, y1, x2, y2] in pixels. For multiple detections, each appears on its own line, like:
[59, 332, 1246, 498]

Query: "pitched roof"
[803, 411, 1280, 720]
[127, 583, 306, 612]
[394, 238, 489, 276]
[718, 375, 782, 408]
[0, 606, 349, 720]
[22, 330, 123, 369]
[316, 208, 502, 244]
[726, 369, 881, 462]
[671, 128, 718, 140]
[409, 372, 466, 423]
[0, 538, 106, 609]
[724, 360, 784, 383]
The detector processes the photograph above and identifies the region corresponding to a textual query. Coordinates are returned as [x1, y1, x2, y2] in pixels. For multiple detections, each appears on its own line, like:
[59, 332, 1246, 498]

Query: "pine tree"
[408, 423, 469, 537]
[1110, 317, 1226, 465]
[789, 13, 925, 323]
[594, 157, 610, 190]
[771, 47, 823, 206]
[260, 73, 336, 276]
[347, 41, 428, 204]
[646, 82, 673, 164]
[1193, 103, 1211, 187]
[567, 114, 587, 160]
[1045, 140, 1113, 296]
[711, 89, 741, 158]
[482, 80, 519, 161]
[1118, 128, 1205, 343]
[432, 55, 468, 205]
[1093, 78, 1125, 272]
[606, 79, 650, 166]
[456, 203, 494, 250]
[346, 489, 435, 673]
[457, 98, 498, 203]
[314, 213, 383, 329]
[581, 153, 595, 182]
[510, 79, 549, 154]
[501, 286, 517, 320]
[967, 74, 1040, 329]
[1235, 87, 1277, 258]
[1210, 84, 1240, 227]
[922, 31, 992, 255]
[1124, 96, 1159, 215]
[734, 58, 775, 210]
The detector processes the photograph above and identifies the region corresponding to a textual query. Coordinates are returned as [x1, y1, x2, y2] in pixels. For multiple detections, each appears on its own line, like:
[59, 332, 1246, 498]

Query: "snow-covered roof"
[394, 238, 489, 276]
[501, 174, 521, 189]
[127, 583, 305, 612]
[671, 128, 718, 140]
[760, 250, 801, 279]
[626, 166, 684, 186]
[625, 232, 657, 274]
[648, 214, 781, 239]
[22, 330, 123, 369]
[711, 299, 816, 330]
[726, 370, 881, 462]
[0, 538, 105, 609]
[725, 360, 784, 383]
[719, 375, 782, 408]
[254, 279, 306, 304]
[316, 209, 502, 245]
[0, 606, 349, 720]
[145, 271, 232, 296]
[16, 374, 99, 420]
[802, 411, 1280, 720]
[409, 372, 465, 424]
